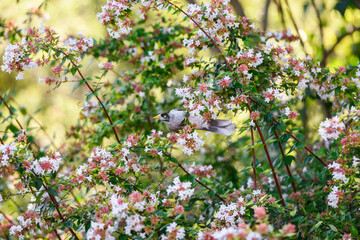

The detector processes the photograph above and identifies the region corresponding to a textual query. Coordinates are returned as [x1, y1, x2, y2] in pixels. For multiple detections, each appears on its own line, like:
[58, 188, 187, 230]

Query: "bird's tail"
[200, 119, 236, 136]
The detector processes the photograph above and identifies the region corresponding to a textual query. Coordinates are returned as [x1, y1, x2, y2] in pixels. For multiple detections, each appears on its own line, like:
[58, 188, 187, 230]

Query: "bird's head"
[153, 112, 170, 122]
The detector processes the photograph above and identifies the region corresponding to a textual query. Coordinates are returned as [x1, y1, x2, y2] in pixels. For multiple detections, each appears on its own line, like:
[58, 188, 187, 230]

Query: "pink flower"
[284, 107, 299, 120]
[173, 205, 184, 215]
[282, 223, 296, 234]
[254, 206, 266, 219]
[218, 75, 231, 88]
[98, 62, 114, 70]
[257, 223, 268, 234]
[52, 65, 63, 75]
[250, 111, 260, 120]
[198, 83, 210, 93]
[342, 233, 352, 240]
[129, 191, 142, 203]
[164, 170, 172, 177]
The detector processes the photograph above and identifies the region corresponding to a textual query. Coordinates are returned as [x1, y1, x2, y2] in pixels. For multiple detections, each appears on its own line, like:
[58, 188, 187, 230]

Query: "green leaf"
[34, 179, 43, 190]
[315, 147, 327, 157]
[64, 220, 73, 228]
[251, 143, 264, 149]
[295, 141, 306, 150]
[287, 143, 296, 154]
[113, 119, 124, 126]
[277, 122, 287, 132]
[267, 138, 278, 143]
[329, 224, 338, 232]
[47, 188, 59, 197]
[296, 133, 305, 140]
[86, 93, 93, 101]
[304, 155, 314, 166]
[280, 133, 290, 143]
[314, 221, 323, 230]
[351, 224, 358, 236]
[334, 0, 351, 16]
[283, 155, 295, 165]
[208, 190, 215, 198]
[290, 209, 296, 217]
[35, 190, 45, 202]
[7, 124, 19, 134]
[70, 67, 77, 75]
[168, 157, 178, 164]
[181, 174, 195, 183]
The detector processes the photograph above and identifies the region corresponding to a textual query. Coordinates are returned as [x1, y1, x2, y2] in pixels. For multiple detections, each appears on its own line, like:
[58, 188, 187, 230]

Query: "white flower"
[327, 186, 340, 208]
[161, 222, 185, 240]
[318, 116, 345, 141]
[353, 156, 359, 168]
[167, 177, 194, 200]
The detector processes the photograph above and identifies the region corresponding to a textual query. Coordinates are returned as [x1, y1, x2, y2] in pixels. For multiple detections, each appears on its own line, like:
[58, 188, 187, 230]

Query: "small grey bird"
[153, 109, 236, 136]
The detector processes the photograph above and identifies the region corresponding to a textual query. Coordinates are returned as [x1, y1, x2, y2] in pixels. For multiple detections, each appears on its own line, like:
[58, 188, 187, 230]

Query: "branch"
[262, 0, 271, 31]
[230, 0, 246, 17]
[61, 52, 121, 144]
[322, 26, 360, 66]
[274, 130, 296, 192]
[166, 0, 233, 72]
[272, 0, 287, 30]
[283, 0, 308, 54]
[310, 0, 324, 62]
[247, 103, 285, 207]
[178, 163, 226, 202]
[250, 126, 257, 189]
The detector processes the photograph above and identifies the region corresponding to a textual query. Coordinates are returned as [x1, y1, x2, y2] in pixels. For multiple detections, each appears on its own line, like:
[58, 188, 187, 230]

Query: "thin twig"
[310, 0, 324, 61]
[322, 27, 360, 66]
[283, 0, 307, 54]
[250, 126, 257, 189]
[272, 0, 287, 30]
[60, 51, 121, 144]
[274, 130, 296, 192]
[178, 163, 226, 202]
[284, 207, 345, 234]
[247, 103, 285, 207]
[166, 0, 233, 72]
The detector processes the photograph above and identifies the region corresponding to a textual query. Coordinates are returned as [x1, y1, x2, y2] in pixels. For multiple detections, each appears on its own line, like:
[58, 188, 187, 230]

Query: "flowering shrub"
[0, 0, 359, 239]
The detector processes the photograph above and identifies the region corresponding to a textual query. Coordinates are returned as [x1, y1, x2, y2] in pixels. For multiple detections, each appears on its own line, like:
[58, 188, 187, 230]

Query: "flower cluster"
[31, 150, 62, 176]
[214, 201, 245, 226]
[328, 162, 347, 183]
[166, 177, 194, 200]
[318, 116, 345, 141]
[82, 100, 98, 117]
[96, 0, 134, 38]
[9, 211, 48, 239]
[161, 222, 185, 240]
[86, 220, 115, 240]
[284, 107, 299, 120]
[176, 128, 205, 155]
[188, 163, 214, 178]
[1, 41, 38, 80]
[327, 186, 341, 208]
[64, 33, 94, 55]
[0, 142, 17, 177]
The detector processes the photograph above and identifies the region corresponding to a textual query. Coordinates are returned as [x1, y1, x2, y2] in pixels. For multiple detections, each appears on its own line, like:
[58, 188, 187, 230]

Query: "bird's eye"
[163, 114, 167, 118]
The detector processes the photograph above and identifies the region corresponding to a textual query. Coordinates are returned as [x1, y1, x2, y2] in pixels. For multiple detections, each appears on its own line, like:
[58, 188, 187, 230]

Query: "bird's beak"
[153, 115, 160, 119]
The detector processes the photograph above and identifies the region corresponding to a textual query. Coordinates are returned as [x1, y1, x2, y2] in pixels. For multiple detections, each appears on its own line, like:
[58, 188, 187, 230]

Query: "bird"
[153, 109, 236, 136]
